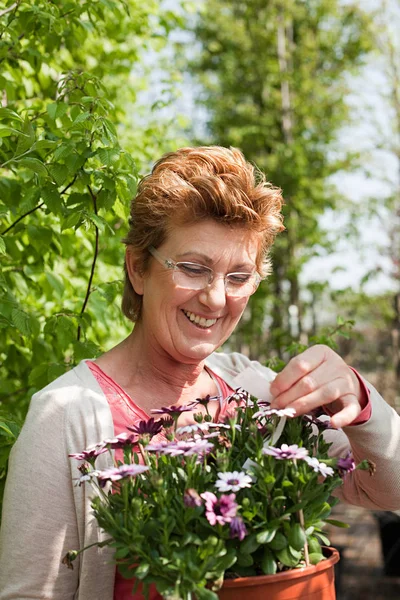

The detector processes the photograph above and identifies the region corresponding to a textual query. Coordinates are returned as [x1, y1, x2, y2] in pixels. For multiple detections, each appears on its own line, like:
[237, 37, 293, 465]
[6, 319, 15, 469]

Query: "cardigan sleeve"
[0, 387, 80, 600]
[325, 379, 400, 511]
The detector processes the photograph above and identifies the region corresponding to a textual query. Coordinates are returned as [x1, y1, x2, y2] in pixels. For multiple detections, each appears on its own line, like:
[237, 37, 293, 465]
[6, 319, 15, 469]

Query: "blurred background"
[0, 1, 399, 597]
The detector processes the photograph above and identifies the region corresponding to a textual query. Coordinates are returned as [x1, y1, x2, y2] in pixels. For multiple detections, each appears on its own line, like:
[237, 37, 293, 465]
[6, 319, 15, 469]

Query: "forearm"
[327, 380, 400, 511]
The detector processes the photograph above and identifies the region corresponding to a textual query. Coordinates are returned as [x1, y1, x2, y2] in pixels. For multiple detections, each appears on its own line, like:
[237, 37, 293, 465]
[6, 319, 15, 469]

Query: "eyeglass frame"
[148, 245, 262, 297]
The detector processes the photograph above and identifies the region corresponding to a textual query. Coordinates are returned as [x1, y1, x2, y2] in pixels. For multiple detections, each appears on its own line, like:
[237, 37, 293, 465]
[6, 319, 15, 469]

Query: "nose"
[198, 275, 227, 310]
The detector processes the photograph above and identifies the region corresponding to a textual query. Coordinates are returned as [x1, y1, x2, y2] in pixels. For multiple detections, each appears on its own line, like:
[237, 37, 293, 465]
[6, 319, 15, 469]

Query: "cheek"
[228, 297, 248, 320]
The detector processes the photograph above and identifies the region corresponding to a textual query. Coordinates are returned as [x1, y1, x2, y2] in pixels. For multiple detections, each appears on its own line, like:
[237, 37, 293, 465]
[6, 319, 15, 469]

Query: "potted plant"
[64, 389, 370, 600]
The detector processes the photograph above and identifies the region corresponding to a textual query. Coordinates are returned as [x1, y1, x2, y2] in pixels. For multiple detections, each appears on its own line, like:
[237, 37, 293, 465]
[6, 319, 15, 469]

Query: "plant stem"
[298, 507, 310, 567]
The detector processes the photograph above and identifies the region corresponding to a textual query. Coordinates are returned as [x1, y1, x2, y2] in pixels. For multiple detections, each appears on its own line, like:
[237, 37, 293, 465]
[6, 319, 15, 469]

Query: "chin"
[174, 341, 221, 363]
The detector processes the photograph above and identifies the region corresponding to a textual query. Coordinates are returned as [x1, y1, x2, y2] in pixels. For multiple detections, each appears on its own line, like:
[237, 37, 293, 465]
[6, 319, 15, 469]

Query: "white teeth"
[183, 310, 217, 328]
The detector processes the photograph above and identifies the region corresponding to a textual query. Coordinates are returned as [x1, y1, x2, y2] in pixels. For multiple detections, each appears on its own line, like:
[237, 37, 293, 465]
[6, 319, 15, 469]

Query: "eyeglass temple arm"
[148, 246, 174, 269]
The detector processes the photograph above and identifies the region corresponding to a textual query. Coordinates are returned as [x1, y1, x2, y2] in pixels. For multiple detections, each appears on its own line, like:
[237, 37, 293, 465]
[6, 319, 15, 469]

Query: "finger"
[271, 362, 339, 409]
[273, 378, 358, 419]
[329, 398, 362, 428]
[270, 345, 330, 397]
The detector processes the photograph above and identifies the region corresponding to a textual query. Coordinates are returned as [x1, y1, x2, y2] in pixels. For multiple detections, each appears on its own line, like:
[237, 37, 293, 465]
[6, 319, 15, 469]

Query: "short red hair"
[122, 146, 284, 321]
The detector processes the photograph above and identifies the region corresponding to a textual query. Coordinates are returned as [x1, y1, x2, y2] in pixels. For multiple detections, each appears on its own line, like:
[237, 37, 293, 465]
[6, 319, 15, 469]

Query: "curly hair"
[122, 146, 284, 321]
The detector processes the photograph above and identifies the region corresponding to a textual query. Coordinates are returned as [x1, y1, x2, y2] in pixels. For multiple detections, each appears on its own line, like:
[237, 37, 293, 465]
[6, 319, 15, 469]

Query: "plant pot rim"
[222, 546, 340, 588]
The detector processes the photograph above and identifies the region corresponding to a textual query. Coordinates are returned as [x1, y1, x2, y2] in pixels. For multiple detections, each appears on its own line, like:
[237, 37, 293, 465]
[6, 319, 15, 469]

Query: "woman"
[0, 146, 399, 600]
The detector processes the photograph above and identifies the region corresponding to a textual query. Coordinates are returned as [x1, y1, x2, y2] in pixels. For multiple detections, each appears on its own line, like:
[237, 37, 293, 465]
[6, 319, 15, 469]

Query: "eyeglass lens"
[172, 263, 258, 297]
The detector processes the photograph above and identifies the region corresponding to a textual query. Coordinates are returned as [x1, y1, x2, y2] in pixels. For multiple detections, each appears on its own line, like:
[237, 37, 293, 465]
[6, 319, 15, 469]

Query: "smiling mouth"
[182, 310, 218, 329]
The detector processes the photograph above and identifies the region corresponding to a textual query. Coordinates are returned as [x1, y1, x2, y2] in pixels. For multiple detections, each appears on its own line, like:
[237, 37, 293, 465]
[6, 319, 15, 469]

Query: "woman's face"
[131, 220, 260, 364]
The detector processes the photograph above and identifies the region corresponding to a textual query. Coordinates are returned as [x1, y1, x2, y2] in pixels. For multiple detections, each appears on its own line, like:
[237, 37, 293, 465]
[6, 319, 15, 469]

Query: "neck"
[96, 325, 210, 409]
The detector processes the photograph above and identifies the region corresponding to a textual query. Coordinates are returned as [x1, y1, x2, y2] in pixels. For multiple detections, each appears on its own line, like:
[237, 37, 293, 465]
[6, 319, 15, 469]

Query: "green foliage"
[0, 411, 21, 518]
[0, 0, 184, 517]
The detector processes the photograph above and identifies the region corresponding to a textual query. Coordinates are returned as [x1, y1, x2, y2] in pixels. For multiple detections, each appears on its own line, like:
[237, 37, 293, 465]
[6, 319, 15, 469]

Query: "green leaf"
[240, 533, 260, 554]
[47, 103, 58, 120]
[0, 125, 21, 138]
[308, 553, 325, 565]
[256, 528, 277, 544]
[17, 158, 48, 177]
[97, 147, 120, 166]
[87, 212, 114, 234]
[236, 552, 253, 567]
[288, 523, 306, 551]
[0, 422, 16, 439]
[114, 546, 130, 559]
[42, 185, 62, 214]
[307, 537, 322, 554]
[73, 340, 101, 361]
[28, 363, 49, 386]
[49, 164, 68, 186]
[268, 531, 288, 551]
[196, 588, 219, 600]
[324, 519, 350, 528]
[314, 532, 331, 546]
[71, 111, 91, 126]
[275, 546, 302, 568]
[0, 108, 23, 122]
[61, 211, 82, 231]
[260, 548, 277, 575]
[0, 236, 6, 255]
[15, 117, 35, 155]
[133, 562, 149, 580]
[45, 272, 65, 297]
[11, 309, 32, 336]
[214, 549, 236, 572]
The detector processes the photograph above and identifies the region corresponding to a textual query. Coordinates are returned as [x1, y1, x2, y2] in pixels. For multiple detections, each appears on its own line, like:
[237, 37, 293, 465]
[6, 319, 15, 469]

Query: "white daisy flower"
[214, 471, 253, 492]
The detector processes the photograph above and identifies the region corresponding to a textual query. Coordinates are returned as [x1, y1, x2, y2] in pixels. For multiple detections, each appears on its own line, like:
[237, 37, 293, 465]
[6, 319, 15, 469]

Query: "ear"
[125, 247, 144, 296]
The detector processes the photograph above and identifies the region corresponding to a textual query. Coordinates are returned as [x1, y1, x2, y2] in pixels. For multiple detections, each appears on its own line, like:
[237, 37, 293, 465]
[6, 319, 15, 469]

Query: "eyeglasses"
[148, 246, 261, 297]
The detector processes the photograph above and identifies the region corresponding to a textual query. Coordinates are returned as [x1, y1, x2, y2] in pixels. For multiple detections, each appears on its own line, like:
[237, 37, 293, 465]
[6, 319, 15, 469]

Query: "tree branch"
[1, 202, 44, 235]
[0, 2, 18, 19]
[77, 185, 99, 341]
[60, 174, 77, 195]
[1, 175, 78, 235]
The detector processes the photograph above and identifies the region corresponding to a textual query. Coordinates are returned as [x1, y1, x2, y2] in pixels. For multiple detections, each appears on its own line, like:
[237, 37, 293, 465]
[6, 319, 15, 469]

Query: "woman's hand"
[269, 345, 366, 428]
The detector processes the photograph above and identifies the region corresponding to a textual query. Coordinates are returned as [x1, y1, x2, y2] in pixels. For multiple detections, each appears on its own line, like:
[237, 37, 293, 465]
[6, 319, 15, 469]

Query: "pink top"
[87, 361, 234, 600]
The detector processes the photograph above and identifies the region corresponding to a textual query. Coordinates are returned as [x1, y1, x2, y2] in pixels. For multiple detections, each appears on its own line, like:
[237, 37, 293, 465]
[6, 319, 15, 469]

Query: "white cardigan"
[0, 352, 399, 600]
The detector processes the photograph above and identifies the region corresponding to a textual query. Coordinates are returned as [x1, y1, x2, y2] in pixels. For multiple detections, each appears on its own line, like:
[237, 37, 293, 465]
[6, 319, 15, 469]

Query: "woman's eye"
[178, 263, 209, 277]
[227, 273, 252, 285]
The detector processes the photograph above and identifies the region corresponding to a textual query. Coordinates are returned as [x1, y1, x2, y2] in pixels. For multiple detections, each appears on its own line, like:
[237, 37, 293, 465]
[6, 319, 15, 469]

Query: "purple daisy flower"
[227, 388, 249, 404]
[183, 488, 203, 508]
[253, 407, 296, 419]
[262, 443, 309, 461]
[101, 432, 138, 449]
[230, 516, 247, 541]
[337, 452, 356, 477]
[305, 456, 334, 477]
[146, 439, 214, 457]
[97, 464, 149, 487]
[151, 404, 193, 417]
[303, 414, 333, 431]
[176, 423, 209, 435]
[127, 417, 163, 437]
[160, 417, 174, 429]
[215, 471, 253, 493]
[201, 491, 238, 526]
[76, 470, 100, 487]
[69, 444, 108, 462]
[190, 394, 220, 408]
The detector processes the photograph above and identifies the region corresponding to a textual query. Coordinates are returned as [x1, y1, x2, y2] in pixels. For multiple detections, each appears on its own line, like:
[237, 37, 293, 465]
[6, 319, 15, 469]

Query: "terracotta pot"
[218, 547, 340, 600]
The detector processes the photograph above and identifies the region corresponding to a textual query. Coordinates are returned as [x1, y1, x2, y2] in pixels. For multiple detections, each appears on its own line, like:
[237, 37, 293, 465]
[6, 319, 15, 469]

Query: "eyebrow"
[176, 252, 255, 271]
